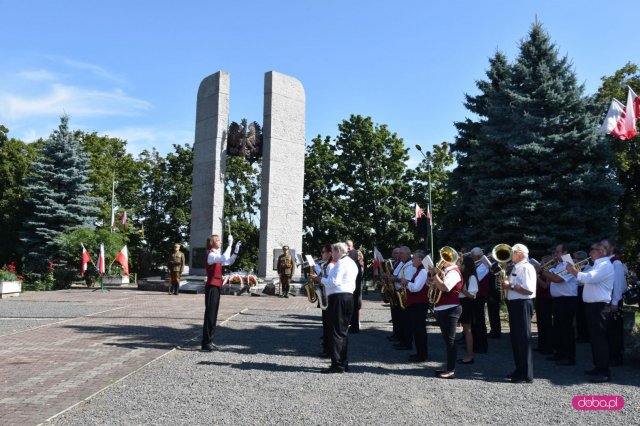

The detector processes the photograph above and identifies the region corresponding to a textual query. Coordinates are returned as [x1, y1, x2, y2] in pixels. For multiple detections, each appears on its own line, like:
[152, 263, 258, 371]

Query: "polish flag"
[119, 211, 127, 226]
[413, 204, 423, 224]
[426, 205, 432, 225]
[81, 243, 91, 276]
[110, 207, 118, 229]
[601, 87, 639, 140]
[372, 246, 383, 277]
[97, 244, 106, 276]
[114, 246, 129, 275]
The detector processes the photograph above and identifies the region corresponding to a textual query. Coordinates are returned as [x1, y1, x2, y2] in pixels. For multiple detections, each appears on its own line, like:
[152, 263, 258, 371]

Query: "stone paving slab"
[0, 288, 310, 426]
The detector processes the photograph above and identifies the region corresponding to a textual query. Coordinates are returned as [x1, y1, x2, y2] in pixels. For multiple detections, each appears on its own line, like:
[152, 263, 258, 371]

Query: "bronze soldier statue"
[277, 245, 295, 298]
[168, 243, 185, 295]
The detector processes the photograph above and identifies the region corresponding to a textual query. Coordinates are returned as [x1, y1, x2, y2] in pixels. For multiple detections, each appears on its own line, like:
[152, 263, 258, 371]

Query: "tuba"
[491, 244, 513, 295]
[428, 246, 459, 305]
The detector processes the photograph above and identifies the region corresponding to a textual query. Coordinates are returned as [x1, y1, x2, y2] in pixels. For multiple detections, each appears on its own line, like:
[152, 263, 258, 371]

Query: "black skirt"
[460, 297, 474, 325]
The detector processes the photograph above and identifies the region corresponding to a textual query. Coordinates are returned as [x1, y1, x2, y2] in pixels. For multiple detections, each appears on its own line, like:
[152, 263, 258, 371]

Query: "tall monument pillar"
[258, 72, 306, 279]
[188, 71, 229, 275]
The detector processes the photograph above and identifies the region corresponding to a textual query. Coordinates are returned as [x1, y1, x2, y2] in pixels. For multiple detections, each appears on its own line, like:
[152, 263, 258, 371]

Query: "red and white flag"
[110, 207, 118, 230]
[97, 244, 106, 276]
[413, 204, 423, 224]
[114, 246, 129, 275]
[81, 243, 91, 276]
[601, 87, 639, 140]
[119, 211, 127, 226]
[372, 246, 383, 277]
[426, 205, 432, 225]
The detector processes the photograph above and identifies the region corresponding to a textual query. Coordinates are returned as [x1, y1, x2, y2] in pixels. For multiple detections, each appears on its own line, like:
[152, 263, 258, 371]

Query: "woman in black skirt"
[459, 255, 478, 364]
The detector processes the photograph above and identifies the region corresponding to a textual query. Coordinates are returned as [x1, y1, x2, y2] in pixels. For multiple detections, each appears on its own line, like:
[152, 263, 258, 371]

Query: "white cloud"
[46, 55, 128, 85]
[0, 83, 152, 121]
[101, 126, 193, 155]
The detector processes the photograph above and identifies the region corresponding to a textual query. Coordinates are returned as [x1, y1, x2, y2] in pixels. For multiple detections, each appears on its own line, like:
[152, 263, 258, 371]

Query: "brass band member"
[459, 255, 478, 364]
[541, 244, 578, 366]
[566, 242, 614, 383]
[400, 249, 429, 362]
[534, 255, 554, 355]
[429, 251, 463, 379]
[346, 240, 364, 333]
[501, 244, 536, 383]
[314, 244, 335, 358]
[470, 247, 489, 353]
[319, 242, 357, 373]
[393, 247, 415, 351]
[573, 250, 590, 342]
[386, 248, 402, 342]
[202, 234, 239, 351]
[601, 239, 625, 366]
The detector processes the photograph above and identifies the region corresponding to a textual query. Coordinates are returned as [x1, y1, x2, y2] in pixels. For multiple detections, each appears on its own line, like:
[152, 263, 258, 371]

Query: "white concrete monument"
[189, 71, 305, 280]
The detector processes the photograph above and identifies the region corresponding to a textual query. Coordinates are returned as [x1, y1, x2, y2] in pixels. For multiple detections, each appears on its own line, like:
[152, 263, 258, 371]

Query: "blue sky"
[2, 0, 638, 164]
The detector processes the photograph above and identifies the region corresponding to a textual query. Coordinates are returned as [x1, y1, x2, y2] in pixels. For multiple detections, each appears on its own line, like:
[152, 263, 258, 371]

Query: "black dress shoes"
[590, 375, 610, 383]
[321, 366, 345, 374]
[201, 343, 220, 352]
[556, 359, 576, 366]
[318, 352, 330, 358]
[408, 355, 427, 363]
[510, 377, 533, 384]
[457, 358, 474, 364]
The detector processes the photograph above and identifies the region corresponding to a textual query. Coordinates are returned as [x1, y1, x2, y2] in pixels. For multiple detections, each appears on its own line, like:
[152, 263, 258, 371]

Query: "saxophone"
[396, 265, 408, 310]
[306, 261, 328, 310]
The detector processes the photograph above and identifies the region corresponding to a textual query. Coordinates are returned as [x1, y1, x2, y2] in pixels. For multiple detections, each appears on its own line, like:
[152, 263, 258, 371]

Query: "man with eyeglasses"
[565, 243, 614, 383]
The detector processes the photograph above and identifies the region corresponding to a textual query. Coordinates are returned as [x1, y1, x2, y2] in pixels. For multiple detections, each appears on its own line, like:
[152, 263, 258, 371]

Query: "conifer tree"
[21, 116, 99, 273]
[448, 23, 620, 255]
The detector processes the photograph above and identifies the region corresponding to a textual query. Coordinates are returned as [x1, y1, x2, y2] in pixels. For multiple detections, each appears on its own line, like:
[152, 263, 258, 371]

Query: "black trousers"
[408, 303, 428, 358]
[608, 301, 624, 363]
[202, 285, 221, 347]
[575, 286, 589, 341]
[321, 308, 330, 354]
[535, 297, 553, 353]
[398, 306, 412, 347]
[390, 298, 399, 337]
[350, 277, 362, 332]
[472, 296, 488, 352]
[507, 299, 534, 380]
[328, 293, 354, 370]
[487, 284, 502, 336]
[551, 296, 577, 360]
[436, 305, 462, 372]
[585, 302, 610, 375]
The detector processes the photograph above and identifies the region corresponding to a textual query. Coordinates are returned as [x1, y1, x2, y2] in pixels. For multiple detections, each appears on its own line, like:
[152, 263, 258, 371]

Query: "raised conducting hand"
[234, 241, 241, 254]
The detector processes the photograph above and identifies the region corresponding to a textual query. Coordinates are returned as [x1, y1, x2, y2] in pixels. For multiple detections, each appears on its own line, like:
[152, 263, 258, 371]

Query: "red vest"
[407, 265, 429, 305]
[477, 273, 491, 298]
[205, 249, 223, 287]
[435, 266, 463, 308]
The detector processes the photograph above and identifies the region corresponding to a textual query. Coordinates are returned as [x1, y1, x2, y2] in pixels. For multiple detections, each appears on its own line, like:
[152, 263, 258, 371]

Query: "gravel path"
[48, 298, 639, 425]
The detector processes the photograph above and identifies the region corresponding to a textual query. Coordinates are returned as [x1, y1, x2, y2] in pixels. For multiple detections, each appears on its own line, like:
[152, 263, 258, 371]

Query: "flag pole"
[110, 171, 116, 232]
[427, 151, 434, 258]
[415, 144, 434, 257]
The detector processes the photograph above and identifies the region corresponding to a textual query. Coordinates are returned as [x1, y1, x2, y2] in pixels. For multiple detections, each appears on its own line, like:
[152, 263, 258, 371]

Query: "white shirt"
[507, 260, 536, 300]
[434, 265, 462, 311]
[476, 262, 489, 282]
[459, 275, 478, 299]
[396, 261, 417, 290]
[610, 257, 627, 306]
[548, 262, 578, 297]
[207, 245, 237, 266]
[314, 261, 335, 277]
[321, 255, 357, 295]
[407, 268, 429, 293]
[577, 257, 614, 303]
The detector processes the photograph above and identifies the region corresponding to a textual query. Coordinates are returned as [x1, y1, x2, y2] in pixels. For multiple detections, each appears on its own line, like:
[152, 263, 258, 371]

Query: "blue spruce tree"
[21, 115, 99, 273]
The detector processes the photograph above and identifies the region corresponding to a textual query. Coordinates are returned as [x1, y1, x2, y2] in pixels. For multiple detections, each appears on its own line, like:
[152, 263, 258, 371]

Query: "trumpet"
[428, 246, 459, 305]
[554, 258, 591, 275]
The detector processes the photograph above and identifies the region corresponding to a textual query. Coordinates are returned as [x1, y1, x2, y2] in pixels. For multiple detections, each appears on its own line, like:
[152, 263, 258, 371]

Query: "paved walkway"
[0, 288, 310, 425]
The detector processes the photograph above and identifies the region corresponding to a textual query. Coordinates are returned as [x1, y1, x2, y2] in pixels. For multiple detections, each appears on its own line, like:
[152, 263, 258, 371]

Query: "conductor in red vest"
[202, 234, 240, 351]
